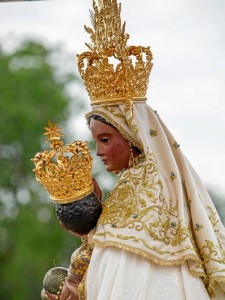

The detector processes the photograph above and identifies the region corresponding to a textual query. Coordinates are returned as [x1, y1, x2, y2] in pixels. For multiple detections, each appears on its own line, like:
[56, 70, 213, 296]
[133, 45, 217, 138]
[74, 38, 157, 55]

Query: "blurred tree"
[0, 40, 82, 299]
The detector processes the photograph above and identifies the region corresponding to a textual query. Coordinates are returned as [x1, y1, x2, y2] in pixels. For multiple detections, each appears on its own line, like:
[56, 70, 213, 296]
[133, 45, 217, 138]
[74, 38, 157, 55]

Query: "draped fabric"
[84, 103, 225, 298]
[85, 247, 225, 300]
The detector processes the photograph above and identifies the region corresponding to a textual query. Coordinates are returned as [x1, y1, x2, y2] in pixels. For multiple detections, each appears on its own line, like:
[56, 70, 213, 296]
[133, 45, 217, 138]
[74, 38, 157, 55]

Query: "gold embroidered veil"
[77, 0, 225, 296]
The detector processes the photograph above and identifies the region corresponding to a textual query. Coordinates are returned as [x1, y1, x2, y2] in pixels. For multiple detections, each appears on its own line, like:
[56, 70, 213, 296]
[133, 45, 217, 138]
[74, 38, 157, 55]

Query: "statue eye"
[101, 138, 110, 143]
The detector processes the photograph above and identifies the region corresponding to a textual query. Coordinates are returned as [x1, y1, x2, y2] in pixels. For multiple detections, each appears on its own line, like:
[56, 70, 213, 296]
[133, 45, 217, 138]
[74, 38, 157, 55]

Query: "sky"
[0, 0, 225, 194]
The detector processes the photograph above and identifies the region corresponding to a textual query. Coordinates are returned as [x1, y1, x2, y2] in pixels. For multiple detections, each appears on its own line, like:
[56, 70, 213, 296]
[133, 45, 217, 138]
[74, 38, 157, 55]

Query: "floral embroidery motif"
[131, 124, 139, 137]
[195, 223, 203, 231]
[170, 172, 177, 181]
[97, 153, 191, 250]
[207, 206, 221, 232]
[68, 238, 92, 283]
[200, 240, 225, 265]
[172, 141, 180, 149]
[171, 222, 177, 227]
[150, 129, 158, 137]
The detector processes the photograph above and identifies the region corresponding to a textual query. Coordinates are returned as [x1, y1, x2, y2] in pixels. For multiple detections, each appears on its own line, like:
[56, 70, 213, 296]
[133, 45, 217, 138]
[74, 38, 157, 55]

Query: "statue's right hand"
[40, 289, 48, 299]
[41, 279, 79, 300]
[41, 288, 59, 300]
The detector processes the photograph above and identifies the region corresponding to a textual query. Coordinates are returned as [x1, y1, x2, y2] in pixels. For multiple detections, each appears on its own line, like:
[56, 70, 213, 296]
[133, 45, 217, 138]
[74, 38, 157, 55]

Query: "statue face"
[89, 119, 130, 172]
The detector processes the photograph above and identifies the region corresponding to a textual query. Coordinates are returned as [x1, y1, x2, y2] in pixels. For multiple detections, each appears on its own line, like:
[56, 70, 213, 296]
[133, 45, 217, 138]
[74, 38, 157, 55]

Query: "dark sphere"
[55, 192, 102, 235]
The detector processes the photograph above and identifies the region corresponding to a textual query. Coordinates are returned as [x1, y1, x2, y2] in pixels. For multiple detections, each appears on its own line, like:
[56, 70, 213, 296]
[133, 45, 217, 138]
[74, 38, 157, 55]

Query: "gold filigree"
[44, 120, 64, 142]
[172, 141, 180, 149]
[77, 0, 153, 108]
[97, 153, 191, 247]
[207, 205, 221, 232]
[150, 129, 158, 137]
[200, 240, 225, 265]
[89, 236, 202, 268]
[194, 223, 203, 231]
[78, 271, 87, 300]
[31, 121, 93, 204]
[88, 152, 225, 296]
[68, 238, 93, 284]
[170, 171, 177, 181]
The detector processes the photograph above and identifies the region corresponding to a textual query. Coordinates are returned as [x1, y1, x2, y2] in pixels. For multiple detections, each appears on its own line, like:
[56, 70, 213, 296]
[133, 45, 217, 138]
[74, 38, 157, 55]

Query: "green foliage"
[0, 41, 70, 184]
[0, 39, 81, 299]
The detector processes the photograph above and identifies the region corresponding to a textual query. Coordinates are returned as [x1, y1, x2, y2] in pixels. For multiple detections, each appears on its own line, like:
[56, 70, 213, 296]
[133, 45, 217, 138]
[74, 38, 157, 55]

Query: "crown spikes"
[98, 0, 104, 10]
[32, 121, 93, 204]
[77, 0, 153, 107]
[90, 9, 95, 28]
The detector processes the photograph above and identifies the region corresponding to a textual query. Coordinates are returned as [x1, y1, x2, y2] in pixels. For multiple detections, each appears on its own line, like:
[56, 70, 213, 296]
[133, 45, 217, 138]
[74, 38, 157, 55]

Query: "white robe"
[85, 104, 225, 299]
[86, 247, 224, 300]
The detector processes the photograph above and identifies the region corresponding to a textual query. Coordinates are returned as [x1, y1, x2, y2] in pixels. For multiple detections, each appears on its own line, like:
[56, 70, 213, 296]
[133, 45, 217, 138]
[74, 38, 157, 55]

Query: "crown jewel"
[32, 121, 93, 204]
[77, 0, 153, 107]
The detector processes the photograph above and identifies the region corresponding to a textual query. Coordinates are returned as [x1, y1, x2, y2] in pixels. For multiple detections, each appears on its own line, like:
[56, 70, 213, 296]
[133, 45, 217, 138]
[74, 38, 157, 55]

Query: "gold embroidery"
[200, 240, 225, 265]
[68, 237, 93, 284]
[90, 236, 225, 298]
[94, 231, 196, 257]
[172, 141, 180, 149]
[150, 129, 158, 137]
[131, 123, 139, 138]
[85, 141, 225, 296]
[78, 271, 87, 300]
[207, 205, 221, 232]
[194, 223, 203, 231]
[207, 275, 225, 298]
[170, 171, 177, 181]
[97, 153, 194, 249]
[90, 236, 202, 267]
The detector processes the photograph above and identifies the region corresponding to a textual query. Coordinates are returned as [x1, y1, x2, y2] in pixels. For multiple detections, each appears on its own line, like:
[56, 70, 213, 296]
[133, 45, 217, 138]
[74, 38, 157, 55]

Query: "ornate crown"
[31, 121, 93, 204]
[77, 0, 153, 108]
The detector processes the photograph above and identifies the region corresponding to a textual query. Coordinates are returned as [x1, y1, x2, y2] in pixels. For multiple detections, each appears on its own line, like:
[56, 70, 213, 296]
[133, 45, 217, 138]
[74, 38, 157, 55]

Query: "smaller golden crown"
[77, 0, 153, 108]
[31, 121, 93, 204]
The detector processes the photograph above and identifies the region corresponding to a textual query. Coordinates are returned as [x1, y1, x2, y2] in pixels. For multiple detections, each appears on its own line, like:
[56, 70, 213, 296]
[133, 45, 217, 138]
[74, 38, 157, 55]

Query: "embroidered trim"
[78, 270, 87, 300]
[90, 237, 202, 267]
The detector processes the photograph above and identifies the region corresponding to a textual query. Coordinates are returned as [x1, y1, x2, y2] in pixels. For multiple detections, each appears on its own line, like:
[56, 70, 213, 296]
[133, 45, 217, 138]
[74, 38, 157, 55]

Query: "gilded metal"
[77, 0, 153, 108]
[31, 120, 93, 204]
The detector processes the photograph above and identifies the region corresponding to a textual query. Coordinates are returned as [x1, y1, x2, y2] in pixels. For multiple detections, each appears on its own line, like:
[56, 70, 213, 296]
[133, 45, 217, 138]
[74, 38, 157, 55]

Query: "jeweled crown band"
[51, 186, 94, 205]
[91, 97, 147, 107]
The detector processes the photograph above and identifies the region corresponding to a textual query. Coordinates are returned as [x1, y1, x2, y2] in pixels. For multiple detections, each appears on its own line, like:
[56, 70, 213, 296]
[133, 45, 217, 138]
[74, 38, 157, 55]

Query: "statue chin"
[55, 192, 102, 235]
[43, 267, 68, 294]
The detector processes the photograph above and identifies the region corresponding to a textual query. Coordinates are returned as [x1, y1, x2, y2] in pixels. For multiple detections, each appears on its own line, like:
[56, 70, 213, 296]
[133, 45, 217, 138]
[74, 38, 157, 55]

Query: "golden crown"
[77, 0, 153, 108]
[31, 121, 93, 204]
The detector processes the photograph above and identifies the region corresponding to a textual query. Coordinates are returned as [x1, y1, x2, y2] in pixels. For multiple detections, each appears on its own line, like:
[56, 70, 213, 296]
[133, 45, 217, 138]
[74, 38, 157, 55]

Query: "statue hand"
[41, 289, 55, 300]
[41, 279, 79, 299]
